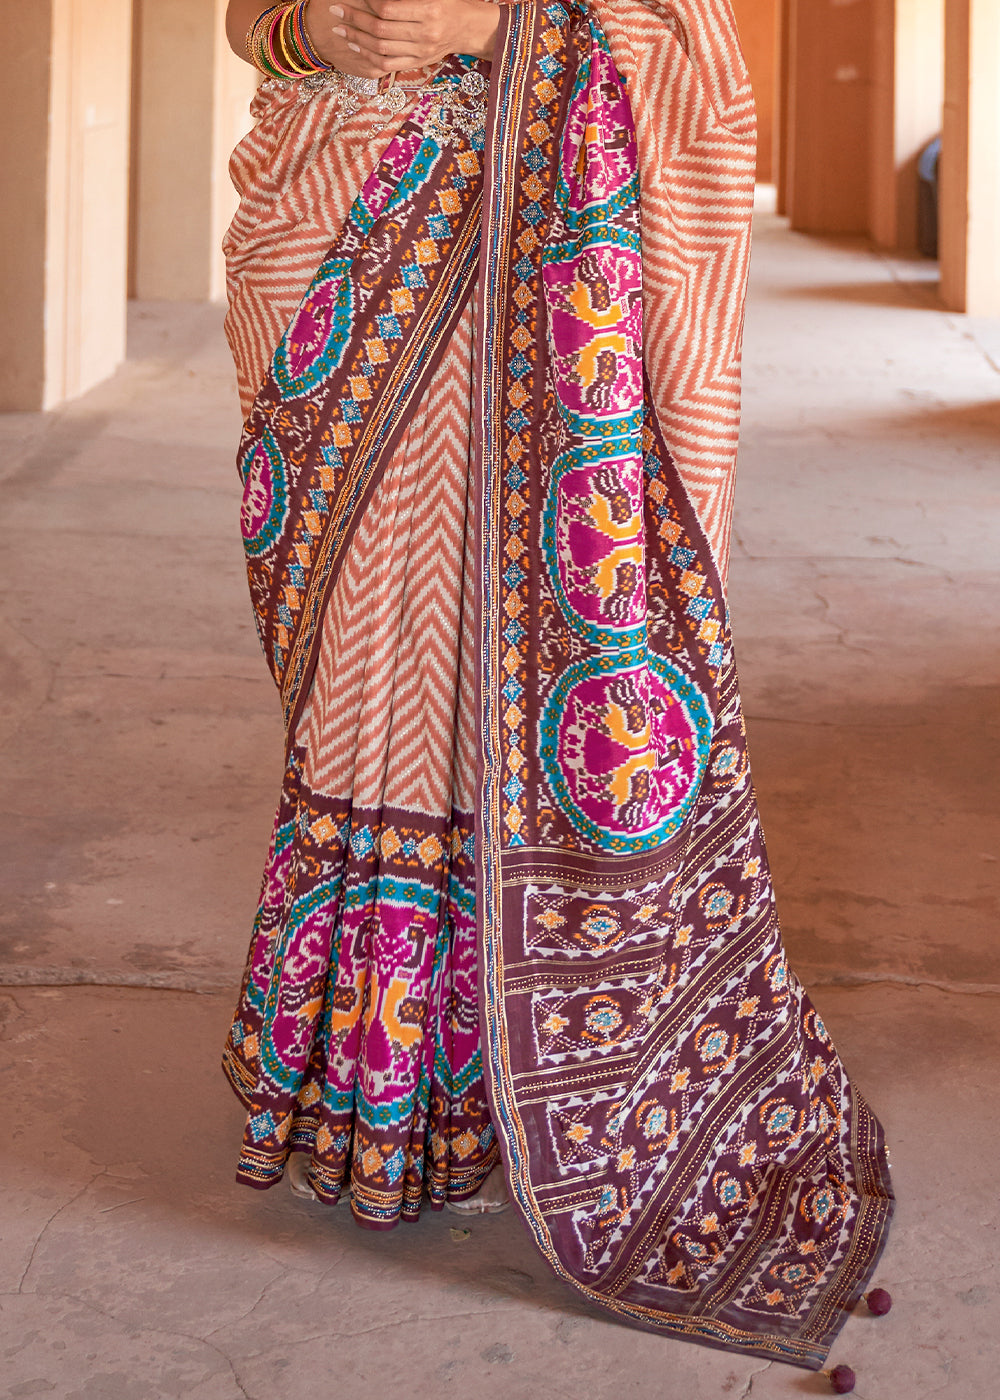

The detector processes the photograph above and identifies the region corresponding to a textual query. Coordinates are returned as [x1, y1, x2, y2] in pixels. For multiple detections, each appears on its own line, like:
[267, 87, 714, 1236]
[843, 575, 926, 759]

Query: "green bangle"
[247, 7, 287, 79]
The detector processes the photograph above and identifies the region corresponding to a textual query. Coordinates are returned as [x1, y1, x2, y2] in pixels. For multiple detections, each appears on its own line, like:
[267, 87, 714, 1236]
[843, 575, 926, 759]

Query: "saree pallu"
[222, 0, 893, 1368]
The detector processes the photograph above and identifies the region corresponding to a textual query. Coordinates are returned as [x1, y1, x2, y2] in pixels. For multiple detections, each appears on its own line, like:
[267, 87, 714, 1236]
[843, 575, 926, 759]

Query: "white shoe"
[445, 1163, 510, 1215]
[286, 1153, 319, 1201]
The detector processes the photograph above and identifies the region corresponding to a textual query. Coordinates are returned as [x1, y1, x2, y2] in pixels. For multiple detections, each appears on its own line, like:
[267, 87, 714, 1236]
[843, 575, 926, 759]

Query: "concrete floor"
[1, 208, 998, 1398]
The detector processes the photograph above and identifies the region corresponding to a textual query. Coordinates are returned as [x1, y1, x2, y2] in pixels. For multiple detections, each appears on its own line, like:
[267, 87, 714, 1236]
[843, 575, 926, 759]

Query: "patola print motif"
[476, 1, 891, 1366]
[225, 0, 892, 1370]
[225, 55, 501, 1224]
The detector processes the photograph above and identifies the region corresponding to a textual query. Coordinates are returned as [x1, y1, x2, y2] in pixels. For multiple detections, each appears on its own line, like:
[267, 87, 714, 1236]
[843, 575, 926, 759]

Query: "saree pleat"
[222, 2, 892, 1366]
[224, 298, 498, 1221]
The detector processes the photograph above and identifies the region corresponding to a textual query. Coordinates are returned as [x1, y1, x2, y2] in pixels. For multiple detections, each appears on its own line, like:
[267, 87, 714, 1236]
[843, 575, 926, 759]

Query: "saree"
[222, 0, 893, 1368]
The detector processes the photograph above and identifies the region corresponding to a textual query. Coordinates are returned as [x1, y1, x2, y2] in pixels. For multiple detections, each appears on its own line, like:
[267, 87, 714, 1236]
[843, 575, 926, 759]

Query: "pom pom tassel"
[824, 1285, 892, 1391]
[828, 1364, 857, 1393]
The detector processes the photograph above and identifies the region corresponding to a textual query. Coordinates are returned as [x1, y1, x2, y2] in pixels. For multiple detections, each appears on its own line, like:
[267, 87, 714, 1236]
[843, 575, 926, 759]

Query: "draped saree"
[221, 0, 894, 1368]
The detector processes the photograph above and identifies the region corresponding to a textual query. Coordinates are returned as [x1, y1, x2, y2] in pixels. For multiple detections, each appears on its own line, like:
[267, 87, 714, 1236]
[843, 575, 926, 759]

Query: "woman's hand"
[226, 0, 500, 82]
[316, 0, 501, 79]
[298, 0, 390, 77]
[226, 0, 379, 78]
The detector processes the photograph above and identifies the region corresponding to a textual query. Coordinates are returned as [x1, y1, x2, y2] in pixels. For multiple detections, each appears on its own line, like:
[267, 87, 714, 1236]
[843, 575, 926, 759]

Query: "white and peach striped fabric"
[590, 0, 756, 578]
[224, 1, 755, 577]
[302, 304, 479, 817]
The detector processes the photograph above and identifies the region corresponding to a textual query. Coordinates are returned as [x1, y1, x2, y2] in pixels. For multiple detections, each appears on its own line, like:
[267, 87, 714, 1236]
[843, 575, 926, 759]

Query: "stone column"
[869, 0, 944, 252]
[940, 0, 1000, 312]
[775, 0, 791, 212]
[1, 0, 132, 411]
[131, 0, 257, 301]
[731, 0, 778, 183]
[784, 0, 875, 235]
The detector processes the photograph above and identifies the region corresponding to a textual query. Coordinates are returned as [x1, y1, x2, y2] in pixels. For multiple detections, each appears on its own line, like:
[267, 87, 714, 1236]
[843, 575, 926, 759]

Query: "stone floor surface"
[1, 209, 998, 1399]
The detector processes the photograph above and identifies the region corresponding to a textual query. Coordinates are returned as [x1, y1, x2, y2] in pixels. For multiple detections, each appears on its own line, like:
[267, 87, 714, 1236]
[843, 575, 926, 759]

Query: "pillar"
[731, 0, 778, 183]
[775, 0, 790, 212]
[1, 0, 132, 411]
[870, 0, 944, 252]
[131, 0, 256, 301]
[784, 0, 875, 235]
[940, 0, 1000, 313]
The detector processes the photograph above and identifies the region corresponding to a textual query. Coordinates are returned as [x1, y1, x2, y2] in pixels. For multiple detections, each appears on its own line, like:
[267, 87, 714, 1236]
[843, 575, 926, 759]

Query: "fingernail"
[330, 5, 344, 15]
[333, 25, 346, 36]
[348, 42, 360, 52]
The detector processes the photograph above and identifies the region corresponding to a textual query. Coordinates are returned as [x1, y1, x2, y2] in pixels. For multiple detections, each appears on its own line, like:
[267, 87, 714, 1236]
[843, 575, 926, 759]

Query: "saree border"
[474, 0, 893, 1369]
[280, 208, 482, 743]
[236, 62, 489, 750]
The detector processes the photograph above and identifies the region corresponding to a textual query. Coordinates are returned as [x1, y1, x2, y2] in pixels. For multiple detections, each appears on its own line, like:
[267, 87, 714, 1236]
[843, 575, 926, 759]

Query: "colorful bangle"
[292, 2, 330, 70]
[247, 6, 289, 79]
[246, 8, 271, 74]
[270, 9, 305, 75]
[265, 7, 294, 74]
[279, 7, 317, 75]
[246, 2, 332, 80]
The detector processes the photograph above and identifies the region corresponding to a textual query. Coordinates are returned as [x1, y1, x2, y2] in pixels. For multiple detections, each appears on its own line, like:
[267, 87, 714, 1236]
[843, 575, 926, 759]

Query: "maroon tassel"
[865, 1287, 893, 1315]
[829, 1364, 856, 1394]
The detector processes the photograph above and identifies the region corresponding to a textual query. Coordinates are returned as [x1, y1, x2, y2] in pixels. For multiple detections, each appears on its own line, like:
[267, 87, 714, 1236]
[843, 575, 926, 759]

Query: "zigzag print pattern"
[590, 0, 756, 579]
[223, 77, 433, 418]
[304, 305, 477, 818]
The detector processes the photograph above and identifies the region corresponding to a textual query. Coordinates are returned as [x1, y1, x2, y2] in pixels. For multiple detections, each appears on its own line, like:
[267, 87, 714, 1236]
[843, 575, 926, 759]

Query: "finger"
[343, 37, 433, 63]
[333, 13, 426, 44]
[328, 4, 388, 27]
[361, 0, 433, 20]
[333, 0, 427, 21]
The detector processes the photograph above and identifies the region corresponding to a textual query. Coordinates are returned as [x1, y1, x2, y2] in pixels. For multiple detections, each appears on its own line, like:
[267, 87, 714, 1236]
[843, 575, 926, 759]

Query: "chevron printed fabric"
[222, 0, 893, 1369]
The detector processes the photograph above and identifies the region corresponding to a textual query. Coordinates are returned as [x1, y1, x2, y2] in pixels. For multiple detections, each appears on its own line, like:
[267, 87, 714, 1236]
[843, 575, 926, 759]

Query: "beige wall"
[2, 0, 132, 411]
[131, 0, 255, 301]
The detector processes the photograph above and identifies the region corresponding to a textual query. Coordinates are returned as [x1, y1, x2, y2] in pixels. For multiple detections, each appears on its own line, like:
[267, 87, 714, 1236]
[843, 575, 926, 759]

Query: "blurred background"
[1, 5, 998, 1395]
[1, 0, 998, 411]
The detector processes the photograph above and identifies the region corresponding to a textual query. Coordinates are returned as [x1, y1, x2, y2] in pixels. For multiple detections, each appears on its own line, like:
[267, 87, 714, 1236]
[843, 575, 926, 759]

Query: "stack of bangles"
[246, 1, 332, 79]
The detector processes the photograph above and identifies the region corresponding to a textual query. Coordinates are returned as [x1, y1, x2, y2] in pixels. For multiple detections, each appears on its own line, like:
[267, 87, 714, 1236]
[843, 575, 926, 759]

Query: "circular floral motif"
[804, 1007, 831, 1044]
[542, 448, 647, 646]
[578, 905, 623, 950]
[582, 994, 626, 1043]
[636, 1097, 676, 1144]
[539, 649, 713, 853]
[800, 1180, 849, 1225]
[765, 953, 789, 994]
[712, 745, 740, 776]
[695, 1023, 730, 1066]
[240, 427, 289, 559]
[766, 1104, 794, 1135]
[716, 1175, 743, 1209]
[699, 883, 734, 920]
[760, 1097, 802, 1143]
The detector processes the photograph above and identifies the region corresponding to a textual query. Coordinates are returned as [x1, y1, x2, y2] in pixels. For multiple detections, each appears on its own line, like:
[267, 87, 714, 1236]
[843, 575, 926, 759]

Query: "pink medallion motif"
[559, 43, 638, 211]
[552, 451, 647, 634]
[240, 430, 288, 557]
[240, 441, 274, 539]
[544, 245, 643, 421]
[547, 658, 712, 847]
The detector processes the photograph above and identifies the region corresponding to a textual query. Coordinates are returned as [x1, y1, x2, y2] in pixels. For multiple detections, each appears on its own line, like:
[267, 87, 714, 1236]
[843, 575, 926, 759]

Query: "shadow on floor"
[772, 279, 941, 310]
[866, 396, 1000, 442]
